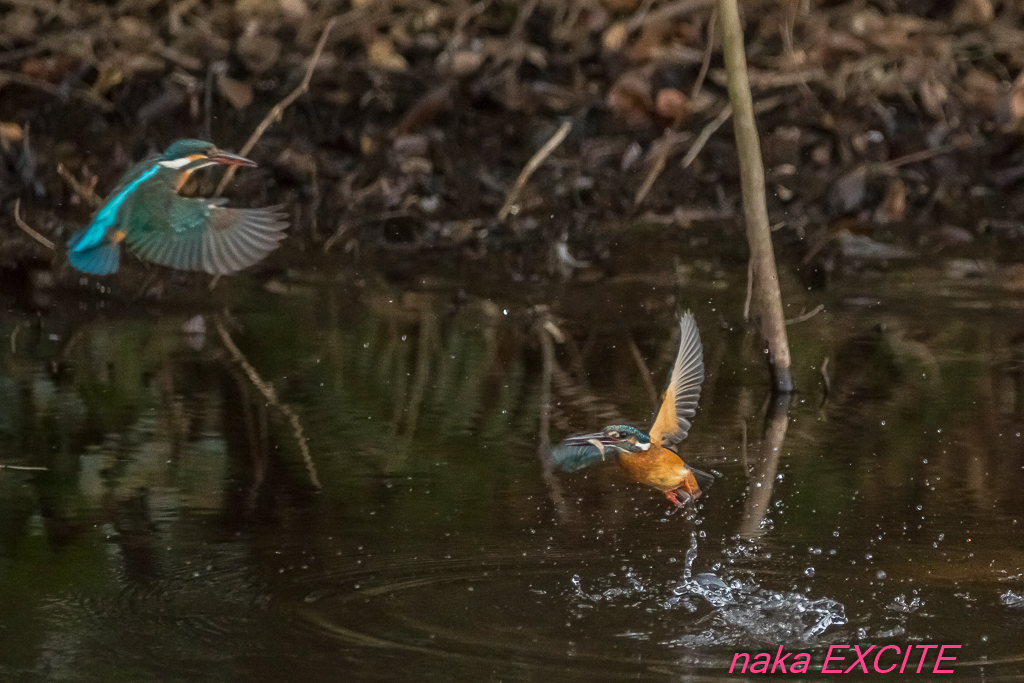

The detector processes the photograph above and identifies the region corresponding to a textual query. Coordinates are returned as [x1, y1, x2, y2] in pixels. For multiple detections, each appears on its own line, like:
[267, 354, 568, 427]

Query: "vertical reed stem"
[718, 0, 793, 393]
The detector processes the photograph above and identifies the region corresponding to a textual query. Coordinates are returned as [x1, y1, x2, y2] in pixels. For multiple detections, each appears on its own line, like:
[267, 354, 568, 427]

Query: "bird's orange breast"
[617, 445, 702, 496]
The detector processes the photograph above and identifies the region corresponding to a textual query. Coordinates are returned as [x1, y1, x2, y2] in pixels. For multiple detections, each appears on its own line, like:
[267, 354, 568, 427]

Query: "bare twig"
[13, 199, 55, 251]
[819, 356, 831, 397]
[56, 163, 101, 208]
[215, 318, 321, 490]
[635, 130, 690, 206]
[885, 142, 963, 170]
[640, 206, 731, 226]
[691, 7, 717, 100]
[498, 121, 572, 220]
[785, 304, 824, 325]
[214, 17, 337, 196]
[635, 103, 731, 207]
[681, 103, 732, 169]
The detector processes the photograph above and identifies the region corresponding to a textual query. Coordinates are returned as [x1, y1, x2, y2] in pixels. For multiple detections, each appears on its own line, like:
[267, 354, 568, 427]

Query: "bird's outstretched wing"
[648, 312, 704, 449]
[126, 198, 287, 275]
[549, 438, 609, 473]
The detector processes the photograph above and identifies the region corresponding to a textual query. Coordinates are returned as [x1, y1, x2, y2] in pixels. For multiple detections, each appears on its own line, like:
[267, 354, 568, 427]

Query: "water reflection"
[2, 268, 1024, 680]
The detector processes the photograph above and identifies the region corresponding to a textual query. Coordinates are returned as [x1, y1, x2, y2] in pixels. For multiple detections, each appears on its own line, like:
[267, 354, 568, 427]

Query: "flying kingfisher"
[66, 139, 288, 275]
[550, 312, 714, 507]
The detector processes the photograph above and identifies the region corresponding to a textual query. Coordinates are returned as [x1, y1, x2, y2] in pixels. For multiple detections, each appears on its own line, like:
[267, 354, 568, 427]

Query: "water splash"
[682, 531, 698, 581]
[665, 572, 847, 647]
[886, 594, 922, 613]
[567, 531, 846, 648]
[571, 568, 647, 604]
[1000, 590, 1024, 607]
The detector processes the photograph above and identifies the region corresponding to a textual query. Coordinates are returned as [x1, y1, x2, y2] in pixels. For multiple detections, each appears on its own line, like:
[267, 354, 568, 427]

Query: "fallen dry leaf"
[368, 38, 409, 72]
[114, 16, 155, 51]
[20, 55, 81, 83]
[275, 148, 317, 180]
[655, 88, 689, 125]
[0, 121, 23, 142]
[602, 21, 628, 52]
[607, 71, 654, 128]
[451, 50, 483, 76]
[960, 68, 1001, 115]
[279, 0, 308, 20]
[3, 10, 37, 38]
[952, 0, 993, 27]
[217, 72, 254, 109]
[1004, 71, 1024, 132]
[873, 176, 906, 224]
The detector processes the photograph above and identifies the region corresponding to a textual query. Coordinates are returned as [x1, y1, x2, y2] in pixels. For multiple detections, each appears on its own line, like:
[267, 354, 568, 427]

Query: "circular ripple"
[282, 549, 721, 678]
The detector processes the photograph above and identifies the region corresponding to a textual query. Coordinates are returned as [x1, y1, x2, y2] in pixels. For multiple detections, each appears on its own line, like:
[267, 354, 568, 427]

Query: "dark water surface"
[2, 256, 1024, 682]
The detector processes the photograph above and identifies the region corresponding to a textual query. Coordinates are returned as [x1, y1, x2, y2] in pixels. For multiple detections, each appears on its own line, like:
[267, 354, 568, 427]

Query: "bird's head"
[564, 424, 651, 456]
[159, 139, 257, 174]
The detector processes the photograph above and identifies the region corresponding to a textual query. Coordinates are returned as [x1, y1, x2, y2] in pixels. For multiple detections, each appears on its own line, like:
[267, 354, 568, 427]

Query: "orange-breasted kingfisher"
[550, 312, 714, 507]
[66, 139, 288, 275]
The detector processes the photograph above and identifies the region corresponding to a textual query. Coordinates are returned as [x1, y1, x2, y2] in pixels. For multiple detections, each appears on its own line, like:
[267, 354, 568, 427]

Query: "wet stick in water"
[737, 393, 791, 539]
[215, 318, 321, 490]
[0, 463, 48, 471]
[536, 311, 569, 521]
[718, 0, 793, 393]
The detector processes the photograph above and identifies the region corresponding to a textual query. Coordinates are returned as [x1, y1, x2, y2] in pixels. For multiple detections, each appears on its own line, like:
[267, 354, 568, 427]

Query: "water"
[2, 256, 1024, 681]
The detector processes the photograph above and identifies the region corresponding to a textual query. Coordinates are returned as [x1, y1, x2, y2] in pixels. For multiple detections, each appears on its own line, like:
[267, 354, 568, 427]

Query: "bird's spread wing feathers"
[549, 440, 608, 473]
[648, 312, 704, 449]
[126, 198, 287, 275]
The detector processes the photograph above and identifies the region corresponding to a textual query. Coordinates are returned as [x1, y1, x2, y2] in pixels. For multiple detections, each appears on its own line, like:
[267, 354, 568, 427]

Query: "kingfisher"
[66, 139, 288, 275]
[550, 312, 714, 507]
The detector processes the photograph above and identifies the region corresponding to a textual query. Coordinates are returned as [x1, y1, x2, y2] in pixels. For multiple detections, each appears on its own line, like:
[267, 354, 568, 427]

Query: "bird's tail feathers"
[690, 466, 716, 491]
[67, 232, 120, 275]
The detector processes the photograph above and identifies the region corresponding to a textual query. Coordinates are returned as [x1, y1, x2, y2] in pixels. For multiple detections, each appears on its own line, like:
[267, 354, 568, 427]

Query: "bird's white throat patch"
[159, 157, 192, 169]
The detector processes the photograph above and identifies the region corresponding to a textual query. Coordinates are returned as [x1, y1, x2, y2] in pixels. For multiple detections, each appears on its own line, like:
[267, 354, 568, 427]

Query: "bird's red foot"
[664, 489, 691, 507]
[665, 486, 702, 507]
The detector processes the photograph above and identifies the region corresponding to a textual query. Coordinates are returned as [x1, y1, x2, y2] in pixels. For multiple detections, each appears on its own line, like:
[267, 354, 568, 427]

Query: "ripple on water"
[43, 545, 272, 678]
[285, 541, 853, 680]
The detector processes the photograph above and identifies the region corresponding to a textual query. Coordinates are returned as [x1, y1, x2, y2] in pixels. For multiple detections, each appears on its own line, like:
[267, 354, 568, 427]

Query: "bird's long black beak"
[561, 432, 615, 454]
[208, 150, 257, 168]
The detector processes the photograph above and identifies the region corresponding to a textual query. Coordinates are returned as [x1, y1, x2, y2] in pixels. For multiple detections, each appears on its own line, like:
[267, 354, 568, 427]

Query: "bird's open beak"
[561, 432, 616, 458]
[208, 150, 257, 168]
